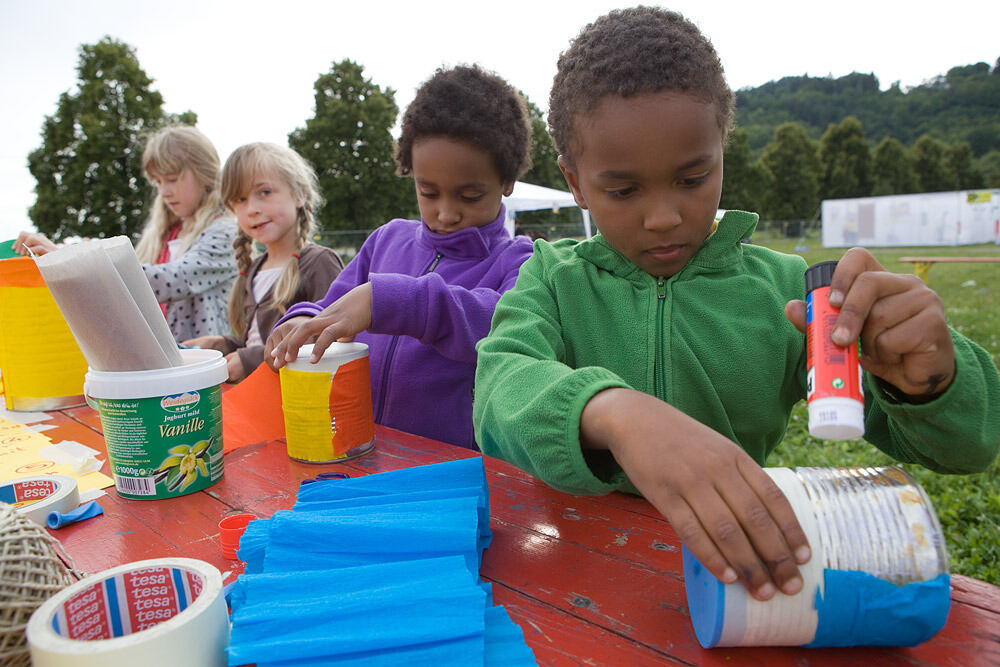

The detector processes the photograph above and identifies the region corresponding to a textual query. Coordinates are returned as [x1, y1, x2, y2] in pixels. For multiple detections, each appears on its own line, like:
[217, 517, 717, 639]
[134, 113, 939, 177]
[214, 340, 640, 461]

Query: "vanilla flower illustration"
[155, 438, 213, 492]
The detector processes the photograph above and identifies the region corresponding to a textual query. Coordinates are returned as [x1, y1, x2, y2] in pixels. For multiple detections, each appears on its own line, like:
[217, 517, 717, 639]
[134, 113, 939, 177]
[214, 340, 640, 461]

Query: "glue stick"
[805, 261, 864, 440]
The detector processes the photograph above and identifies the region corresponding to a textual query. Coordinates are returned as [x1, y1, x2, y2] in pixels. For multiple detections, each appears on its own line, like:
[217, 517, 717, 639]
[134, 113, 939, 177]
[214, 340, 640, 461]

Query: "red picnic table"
[32, 402, 1000, 666]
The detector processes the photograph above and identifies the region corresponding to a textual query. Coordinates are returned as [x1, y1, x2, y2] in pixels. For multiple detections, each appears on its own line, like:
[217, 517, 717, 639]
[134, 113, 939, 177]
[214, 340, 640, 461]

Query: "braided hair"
[221, 143, 322, 338]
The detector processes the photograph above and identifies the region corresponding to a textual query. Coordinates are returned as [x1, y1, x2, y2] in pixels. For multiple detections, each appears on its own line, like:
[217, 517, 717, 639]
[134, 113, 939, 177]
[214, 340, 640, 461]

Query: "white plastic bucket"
[85, 349, 227, 500]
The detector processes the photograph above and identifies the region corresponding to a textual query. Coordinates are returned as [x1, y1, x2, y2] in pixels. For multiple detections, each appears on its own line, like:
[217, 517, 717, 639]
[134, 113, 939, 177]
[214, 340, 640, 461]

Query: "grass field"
[753, 232, 1000, 585]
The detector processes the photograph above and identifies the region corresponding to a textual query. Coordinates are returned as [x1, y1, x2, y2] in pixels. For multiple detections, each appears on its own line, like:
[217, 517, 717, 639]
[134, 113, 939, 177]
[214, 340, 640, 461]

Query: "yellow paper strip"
[279, 368, 334, 462]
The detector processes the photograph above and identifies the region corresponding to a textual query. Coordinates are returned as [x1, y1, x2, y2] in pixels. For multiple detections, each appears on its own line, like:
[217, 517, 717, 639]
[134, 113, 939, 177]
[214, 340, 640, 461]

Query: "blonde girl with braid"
[183, 143, 343, 383]
[16, 125, 238, 343]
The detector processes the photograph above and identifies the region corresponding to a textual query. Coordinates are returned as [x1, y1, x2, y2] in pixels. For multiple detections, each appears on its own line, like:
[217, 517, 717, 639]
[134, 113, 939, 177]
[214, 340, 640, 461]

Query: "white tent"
[502, 181, 592, 238]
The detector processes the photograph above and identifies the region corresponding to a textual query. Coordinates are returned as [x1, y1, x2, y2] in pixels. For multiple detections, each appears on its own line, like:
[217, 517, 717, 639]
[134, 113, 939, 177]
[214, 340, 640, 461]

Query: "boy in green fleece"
[473, 6, 1000, 604]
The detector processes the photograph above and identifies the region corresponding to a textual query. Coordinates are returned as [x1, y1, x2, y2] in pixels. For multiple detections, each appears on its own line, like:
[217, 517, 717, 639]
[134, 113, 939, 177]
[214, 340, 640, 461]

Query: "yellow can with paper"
[279, 343, 375, 463]
[0, 257, 87, 410]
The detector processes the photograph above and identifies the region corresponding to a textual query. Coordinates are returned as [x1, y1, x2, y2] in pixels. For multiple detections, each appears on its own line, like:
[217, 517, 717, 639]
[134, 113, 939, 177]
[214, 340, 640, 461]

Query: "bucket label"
[96, 386, 223, 500]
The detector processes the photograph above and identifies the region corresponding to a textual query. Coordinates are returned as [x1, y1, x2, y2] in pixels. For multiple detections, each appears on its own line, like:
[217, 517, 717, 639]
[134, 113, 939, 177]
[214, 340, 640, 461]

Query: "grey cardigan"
[143, 217, 239, 342]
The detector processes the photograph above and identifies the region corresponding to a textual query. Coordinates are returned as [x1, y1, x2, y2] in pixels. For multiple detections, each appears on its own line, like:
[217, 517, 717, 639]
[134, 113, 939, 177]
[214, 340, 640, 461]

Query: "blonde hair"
[222, 143, 322, 338]
[134, 125, 226, 263]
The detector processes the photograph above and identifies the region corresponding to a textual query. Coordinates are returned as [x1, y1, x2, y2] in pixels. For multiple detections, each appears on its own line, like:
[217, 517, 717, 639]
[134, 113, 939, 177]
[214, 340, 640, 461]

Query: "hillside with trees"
[713, 58, 1000, 222]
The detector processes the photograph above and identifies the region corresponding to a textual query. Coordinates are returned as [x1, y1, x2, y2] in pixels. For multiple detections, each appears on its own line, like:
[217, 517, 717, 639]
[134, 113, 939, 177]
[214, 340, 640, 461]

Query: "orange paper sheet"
[221, 363, 286, 452]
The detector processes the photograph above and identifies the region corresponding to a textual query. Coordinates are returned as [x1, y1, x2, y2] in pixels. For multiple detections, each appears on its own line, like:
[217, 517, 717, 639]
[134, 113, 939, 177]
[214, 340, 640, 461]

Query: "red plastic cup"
[219, 513, 255, 560]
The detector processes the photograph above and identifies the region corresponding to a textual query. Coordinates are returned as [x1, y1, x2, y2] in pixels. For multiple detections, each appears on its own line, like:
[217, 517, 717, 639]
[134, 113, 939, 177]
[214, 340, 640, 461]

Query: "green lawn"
[755, 233, 1000, 585]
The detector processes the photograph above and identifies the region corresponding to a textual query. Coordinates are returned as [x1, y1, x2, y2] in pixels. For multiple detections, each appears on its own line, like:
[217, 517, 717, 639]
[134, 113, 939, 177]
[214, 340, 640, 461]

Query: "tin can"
[279, 343, 375, 464]
[683, 465, 949, 648]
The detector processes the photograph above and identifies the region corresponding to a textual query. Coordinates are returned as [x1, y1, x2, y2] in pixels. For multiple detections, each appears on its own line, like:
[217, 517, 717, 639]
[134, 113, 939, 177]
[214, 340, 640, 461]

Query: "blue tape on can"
[806, 570, 951, 648]
[682, 544, 726, 648]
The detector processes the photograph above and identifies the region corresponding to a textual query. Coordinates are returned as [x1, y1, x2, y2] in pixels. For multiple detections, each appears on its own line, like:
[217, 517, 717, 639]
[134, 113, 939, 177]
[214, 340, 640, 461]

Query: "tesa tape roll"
[0, 475, 79, 526]
[26, 557, 228, 667]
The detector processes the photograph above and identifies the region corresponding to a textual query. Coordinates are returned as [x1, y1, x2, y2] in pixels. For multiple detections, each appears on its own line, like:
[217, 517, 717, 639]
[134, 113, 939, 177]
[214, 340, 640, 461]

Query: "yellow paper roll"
[0, 258, 87, 409]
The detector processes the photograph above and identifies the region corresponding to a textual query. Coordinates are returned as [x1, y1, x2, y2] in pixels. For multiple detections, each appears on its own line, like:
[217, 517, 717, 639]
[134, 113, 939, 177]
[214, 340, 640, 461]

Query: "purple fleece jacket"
[280, 205, 533, 449]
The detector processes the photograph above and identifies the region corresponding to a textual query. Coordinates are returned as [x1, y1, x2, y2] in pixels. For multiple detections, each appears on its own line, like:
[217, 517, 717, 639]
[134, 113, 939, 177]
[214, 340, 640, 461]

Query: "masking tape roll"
[26, 557, 228, 667]
[0, 474, 80, 526]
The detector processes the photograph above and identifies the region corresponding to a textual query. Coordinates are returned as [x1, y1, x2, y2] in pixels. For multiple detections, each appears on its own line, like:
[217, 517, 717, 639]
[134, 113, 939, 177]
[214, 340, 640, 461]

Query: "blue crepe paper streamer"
[261, 497, 483, 574]
[46, 500, 103, 529]
[293, 486, 492, 552]
[237, 517, 271, 574]
[256, 635, 484, 667]
[230, 556, 473, 614]
[484, 605, 537, 666]
[806, 570, 951, 647]
[296, 457, 487, 501]
[227, 458, 536, 666]
[229, 574, 486, 664]
[295, 457, 492, 548]
[251, 606, 535, 667]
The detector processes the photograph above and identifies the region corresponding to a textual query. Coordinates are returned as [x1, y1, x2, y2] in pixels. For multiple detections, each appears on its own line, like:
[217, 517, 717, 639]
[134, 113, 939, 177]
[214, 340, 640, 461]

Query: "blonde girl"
[16, 125, 238, 343]
[184, 143, 343, 383]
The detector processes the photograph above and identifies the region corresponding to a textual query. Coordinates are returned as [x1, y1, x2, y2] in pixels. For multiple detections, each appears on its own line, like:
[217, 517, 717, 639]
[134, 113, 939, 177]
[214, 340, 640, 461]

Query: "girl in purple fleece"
[265, 65, 534, 449]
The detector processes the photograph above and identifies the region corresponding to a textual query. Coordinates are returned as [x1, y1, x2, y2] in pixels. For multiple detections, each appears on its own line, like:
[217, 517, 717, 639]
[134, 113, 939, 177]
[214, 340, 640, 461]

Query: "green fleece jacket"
[473, 210, 1000, 496]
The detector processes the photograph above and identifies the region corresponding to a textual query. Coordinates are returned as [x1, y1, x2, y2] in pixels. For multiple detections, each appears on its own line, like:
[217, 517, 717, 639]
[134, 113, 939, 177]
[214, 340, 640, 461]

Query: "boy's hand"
[264, 316, 313, 369]
[785, 247, 955, 399]
[581, 388, 810, 601]
[269, 283, 373, 368]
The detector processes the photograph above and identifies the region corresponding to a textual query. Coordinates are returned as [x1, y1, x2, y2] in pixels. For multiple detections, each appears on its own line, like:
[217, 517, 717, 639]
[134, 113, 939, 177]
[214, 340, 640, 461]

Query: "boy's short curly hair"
[396, 65, 532, 183]
[549, 6, 734, 162]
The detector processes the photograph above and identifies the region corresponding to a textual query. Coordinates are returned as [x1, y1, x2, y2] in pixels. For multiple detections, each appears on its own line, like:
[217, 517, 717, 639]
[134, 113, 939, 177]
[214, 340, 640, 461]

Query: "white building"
[821, 189, 1000, 247]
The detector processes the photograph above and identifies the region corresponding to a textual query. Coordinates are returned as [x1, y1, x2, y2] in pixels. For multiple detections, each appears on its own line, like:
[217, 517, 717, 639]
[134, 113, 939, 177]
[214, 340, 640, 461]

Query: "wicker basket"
[0, 503, 79, 666]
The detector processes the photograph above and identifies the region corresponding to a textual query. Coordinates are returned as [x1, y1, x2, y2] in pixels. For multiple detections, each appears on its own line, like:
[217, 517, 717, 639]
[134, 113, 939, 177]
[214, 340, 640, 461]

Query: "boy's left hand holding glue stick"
[784, 247, 955, 401]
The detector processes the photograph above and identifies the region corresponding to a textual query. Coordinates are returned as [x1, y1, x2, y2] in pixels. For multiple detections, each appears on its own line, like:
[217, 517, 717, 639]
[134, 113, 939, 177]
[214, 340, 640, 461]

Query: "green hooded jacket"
[474, 211, 1000, 496]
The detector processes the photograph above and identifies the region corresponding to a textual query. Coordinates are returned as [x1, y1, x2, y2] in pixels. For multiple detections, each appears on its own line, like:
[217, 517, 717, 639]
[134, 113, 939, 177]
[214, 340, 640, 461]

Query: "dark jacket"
[222, 243, 344, 372]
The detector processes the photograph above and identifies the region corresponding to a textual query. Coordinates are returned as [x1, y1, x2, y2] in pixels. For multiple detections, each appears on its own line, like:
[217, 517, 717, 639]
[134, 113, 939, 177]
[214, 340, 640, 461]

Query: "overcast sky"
[2, 0, 998, 242]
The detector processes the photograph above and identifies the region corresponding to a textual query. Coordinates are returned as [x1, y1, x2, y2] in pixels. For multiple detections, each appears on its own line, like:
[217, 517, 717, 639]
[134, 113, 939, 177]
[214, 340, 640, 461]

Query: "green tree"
[760, 122, 821, 220]
[911, 134, 957, 193]
[872, 137, 918, 195]
[520, 98, 563, 190]
[721, 128, 769, 212]
[28, 37, 185, 241]
[819, 116, 873, 200]
[289, 59, 415, 232]
[976, 150, 1000, 188]
[944, 141, 985, 189]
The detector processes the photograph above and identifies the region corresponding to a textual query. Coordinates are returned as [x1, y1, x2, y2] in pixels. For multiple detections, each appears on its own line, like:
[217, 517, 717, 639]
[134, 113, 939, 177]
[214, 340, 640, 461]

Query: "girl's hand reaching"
[269, 283, 373, 368]
[785, 247, 955, 400]
[225, 351, 247, 383]
[581, 388, 811, 601]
